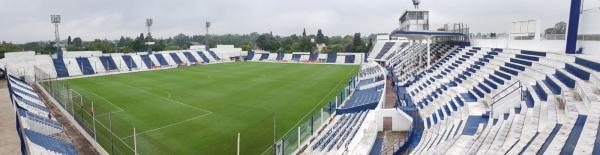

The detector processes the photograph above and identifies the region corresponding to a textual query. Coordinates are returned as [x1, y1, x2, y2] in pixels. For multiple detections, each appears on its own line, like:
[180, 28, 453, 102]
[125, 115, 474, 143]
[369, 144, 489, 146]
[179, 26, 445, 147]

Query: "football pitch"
[64, 62, 358, 154]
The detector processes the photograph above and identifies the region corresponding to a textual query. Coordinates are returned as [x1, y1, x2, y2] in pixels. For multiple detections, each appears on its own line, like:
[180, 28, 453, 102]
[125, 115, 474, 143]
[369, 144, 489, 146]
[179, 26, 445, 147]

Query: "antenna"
[412, 0, 421, 9]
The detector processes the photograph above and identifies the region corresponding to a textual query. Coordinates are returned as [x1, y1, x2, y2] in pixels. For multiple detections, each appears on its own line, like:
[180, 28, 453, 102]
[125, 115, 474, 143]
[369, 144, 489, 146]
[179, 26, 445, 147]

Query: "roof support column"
[427, 37, 431, 68]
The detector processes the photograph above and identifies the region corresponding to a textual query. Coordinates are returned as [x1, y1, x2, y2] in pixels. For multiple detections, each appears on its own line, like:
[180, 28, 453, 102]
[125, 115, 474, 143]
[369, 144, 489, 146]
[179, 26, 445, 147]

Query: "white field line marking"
[278, 68, 357, 138]
[114, 75, 211, 113]
[92, 113, 137, 152]
[120, 111, 212, 140]
[107, 76, 214, 139]
[87, 91, 125, 117]
[259, 68, 357, 155]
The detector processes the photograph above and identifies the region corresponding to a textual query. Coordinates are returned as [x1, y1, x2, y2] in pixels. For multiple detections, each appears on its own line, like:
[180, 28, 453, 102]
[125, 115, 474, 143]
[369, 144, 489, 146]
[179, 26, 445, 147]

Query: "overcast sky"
[0, 0, 578, 43]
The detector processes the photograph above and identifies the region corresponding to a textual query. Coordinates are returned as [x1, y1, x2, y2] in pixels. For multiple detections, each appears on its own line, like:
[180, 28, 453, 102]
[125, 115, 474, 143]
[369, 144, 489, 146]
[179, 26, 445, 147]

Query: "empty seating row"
[52, 51, 220, 78]
[247, 52, 360, 64]
[395, 47, 600, 155]
[6, 75, 78, 155]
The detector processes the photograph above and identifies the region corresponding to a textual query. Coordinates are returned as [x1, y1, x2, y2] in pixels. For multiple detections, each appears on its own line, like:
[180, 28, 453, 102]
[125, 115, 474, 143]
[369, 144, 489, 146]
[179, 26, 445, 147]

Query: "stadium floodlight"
[205, 21, 211, 50]
[51, 15, 61, 24]
[146, 18, 153, 37]
[412, 0, 420, 9]
[50, 15, 62, 49]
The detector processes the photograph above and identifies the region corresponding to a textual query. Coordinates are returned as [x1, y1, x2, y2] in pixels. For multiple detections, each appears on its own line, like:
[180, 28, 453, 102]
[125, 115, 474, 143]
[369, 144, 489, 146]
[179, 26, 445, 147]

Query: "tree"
[302, 28, 307, 37]
[132, 33, 145, 52]
[299, 36, 314, 52]
[0, 41, 20, 58]
[554, 21, 567, 34]
[240, 42, 253, 51]
[545, 21, 567, 34]
[256, 34, 279, 51]
[89, 39, 114, 53]
[316, 29, 327, 44]
[346, 33, 366, 52]
[366, 39, 373, 52]
[67, 36, 72, 45]
[173, 33, 191, 49]
[72, 37, 83, 47]
[152, 39, 167, 51]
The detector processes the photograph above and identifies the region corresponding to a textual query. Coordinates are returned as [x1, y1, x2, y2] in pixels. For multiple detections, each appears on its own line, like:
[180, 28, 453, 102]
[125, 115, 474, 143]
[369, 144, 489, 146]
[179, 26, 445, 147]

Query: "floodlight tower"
[51, 14, 63, 58]
[146, 18, 153, 38]
[205, 21, 211, 51]
[412, 0, 421, 9]
[145, 18, 155, 53]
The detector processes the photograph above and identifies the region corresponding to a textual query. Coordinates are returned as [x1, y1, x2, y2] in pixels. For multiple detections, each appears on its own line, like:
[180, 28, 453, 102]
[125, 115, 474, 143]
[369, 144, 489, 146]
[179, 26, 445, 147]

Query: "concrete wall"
[374, 109, 413, 131]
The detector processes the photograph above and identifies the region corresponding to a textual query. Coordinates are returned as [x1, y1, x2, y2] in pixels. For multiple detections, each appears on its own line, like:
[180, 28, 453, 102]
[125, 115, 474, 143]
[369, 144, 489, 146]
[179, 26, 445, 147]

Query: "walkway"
[383, 79, 399, 109]
[0, 80, 21, 154]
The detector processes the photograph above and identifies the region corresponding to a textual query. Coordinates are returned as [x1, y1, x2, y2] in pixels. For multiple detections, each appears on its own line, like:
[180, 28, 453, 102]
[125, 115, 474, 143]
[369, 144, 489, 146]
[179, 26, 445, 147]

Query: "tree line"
[0, 29, 374, 58]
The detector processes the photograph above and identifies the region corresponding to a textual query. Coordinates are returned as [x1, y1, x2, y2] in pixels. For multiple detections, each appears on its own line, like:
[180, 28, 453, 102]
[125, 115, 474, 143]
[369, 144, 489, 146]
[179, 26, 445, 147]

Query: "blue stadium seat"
[99, 56, 118, 71]
[276, 53, 284, 60]
[52, 59, 69, 77]
[183, 52, 199, 63]
[169, 53, 183, 64]
[75, 57, 95, 75]
[121, 55, 138, 70]
[375, 42, 395, 59]
[208, 51, 221, 60]
[140, 55, 155, 68]
[560, 115, 587, 154]
[345, 55, 355, 64]
[260, 53, 269, 60]
[154, 54, 170, 66]
[197, 52, 211, 63]
[326, 53, 337, 63]
[291, 54, 301, 61]
[24, 129, 78, 155]
[245, 51, 254, 60]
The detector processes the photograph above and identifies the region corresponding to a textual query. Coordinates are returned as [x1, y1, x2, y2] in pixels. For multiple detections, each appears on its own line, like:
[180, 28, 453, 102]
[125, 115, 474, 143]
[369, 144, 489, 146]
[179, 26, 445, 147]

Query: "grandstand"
[5, 75, 78, 155]
[1, 0, 600, 154]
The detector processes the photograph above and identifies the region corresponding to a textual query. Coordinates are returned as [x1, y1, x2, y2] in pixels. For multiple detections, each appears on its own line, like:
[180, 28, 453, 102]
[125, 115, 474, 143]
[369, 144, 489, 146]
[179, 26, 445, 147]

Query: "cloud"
[0, 0, 572, 43]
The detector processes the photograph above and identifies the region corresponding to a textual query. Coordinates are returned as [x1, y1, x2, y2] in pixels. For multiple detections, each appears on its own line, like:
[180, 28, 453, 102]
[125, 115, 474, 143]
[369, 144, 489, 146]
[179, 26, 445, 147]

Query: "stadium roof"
[390, 29, 465, 40]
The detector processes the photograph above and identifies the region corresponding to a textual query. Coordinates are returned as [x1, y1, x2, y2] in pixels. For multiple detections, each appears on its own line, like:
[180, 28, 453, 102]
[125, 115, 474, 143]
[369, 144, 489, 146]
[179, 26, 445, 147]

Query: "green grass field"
[64, 62, 358, 154]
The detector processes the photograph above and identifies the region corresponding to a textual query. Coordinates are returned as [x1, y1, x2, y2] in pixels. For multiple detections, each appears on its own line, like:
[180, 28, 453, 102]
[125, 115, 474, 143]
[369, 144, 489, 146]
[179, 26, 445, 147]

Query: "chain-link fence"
[272, 76, 357, 155]
[35, 66, 136, 155]
[35, 65, 358, 155]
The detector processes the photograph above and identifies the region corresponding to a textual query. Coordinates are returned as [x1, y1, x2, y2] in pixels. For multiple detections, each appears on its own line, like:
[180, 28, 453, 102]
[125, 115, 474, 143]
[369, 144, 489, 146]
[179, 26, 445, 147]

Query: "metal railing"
[490, 80, 522, 117]
[490, 80, 523, 106]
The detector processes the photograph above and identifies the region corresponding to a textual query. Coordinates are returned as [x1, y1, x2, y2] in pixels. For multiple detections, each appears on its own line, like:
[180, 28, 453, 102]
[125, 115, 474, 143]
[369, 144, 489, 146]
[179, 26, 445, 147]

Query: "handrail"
[490, 80, 522, 106]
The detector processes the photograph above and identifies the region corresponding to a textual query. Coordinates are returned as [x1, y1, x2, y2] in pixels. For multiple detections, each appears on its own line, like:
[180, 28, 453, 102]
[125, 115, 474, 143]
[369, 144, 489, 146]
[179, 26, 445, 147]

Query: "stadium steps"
[245, 51, 254, 60]
[183, 52, 199, 63]
[309, 52, 318, 61]
[169, 53, 183, 65]
[25, 129, 78, 155]
[75, 57, 95, 75]
[52, 59, 70, 77]
[326, 53, 337, 63]
[140, 54, 156, 68]
[260, 53, 269, 61]
[99, 56, 118, 71]
[291, 54, 301, 61]
[275, 53, 284, 61]
[197, 51, 211, 63]
[121, 55, 138, 70]
[375, 42, 395, 59]
[154, 53, 170, 66]
[208, 51, 221, 60]
[345, 55, 355, 64]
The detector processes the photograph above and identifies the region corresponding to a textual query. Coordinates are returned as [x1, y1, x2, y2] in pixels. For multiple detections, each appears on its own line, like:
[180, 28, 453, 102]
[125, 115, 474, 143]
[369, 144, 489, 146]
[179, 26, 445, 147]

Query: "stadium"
[1, 0, 600, 155]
